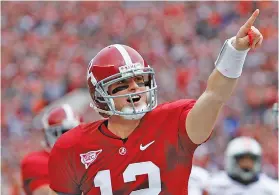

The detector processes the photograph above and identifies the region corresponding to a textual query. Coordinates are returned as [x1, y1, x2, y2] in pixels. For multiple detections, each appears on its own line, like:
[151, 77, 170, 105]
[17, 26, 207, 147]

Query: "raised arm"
[186, 9, 263, 144]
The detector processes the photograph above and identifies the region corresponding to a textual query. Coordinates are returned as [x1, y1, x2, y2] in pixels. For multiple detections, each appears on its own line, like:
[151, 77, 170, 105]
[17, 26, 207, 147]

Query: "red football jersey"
[49, 99, 200, 195]
[21, 150, 50, 195]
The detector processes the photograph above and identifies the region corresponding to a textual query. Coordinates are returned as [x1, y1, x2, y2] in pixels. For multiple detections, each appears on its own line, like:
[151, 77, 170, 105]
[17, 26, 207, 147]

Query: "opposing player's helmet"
[87, 44, 157, 118]
[225, 136, 262, 182]
[42, 104, 80, 147]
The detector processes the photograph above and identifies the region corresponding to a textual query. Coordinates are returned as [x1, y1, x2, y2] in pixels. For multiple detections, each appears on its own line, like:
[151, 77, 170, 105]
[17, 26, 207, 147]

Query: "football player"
[49, 10, 264, 195]
[204, 136, 279, 195]
[21, 104, 80, 195]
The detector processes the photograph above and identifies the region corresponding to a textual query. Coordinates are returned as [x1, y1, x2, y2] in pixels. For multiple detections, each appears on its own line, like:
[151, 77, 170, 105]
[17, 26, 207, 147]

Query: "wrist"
[229, 37, 250, 53]
[215, 37, 249, 78]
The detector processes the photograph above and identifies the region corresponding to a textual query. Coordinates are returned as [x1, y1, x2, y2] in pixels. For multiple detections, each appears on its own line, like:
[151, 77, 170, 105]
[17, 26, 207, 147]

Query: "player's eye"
[135, 76, 144, 82]
[134, 76, 145, 87]
[136, 82, 145, 87]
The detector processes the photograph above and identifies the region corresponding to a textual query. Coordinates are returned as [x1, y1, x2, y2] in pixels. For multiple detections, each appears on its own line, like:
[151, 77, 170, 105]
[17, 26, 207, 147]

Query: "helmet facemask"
[90, 66, 157, 120]
[231, 153, 261, 181]
[44, 119, 80, 148]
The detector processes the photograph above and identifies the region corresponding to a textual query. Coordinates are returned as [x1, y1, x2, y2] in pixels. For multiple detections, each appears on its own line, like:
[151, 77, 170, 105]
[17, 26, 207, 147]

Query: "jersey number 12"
[94, 161, 161, 195]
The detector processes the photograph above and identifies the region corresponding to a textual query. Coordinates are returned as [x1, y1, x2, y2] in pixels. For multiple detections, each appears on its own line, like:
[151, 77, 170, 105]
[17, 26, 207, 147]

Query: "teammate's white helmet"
[225, 136, 262, 181]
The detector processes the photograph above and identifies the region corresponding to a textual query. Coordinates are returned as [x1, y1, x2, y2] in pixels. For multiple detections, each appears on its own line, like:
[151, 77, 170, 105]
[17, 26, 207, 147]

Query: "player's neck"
[107, 116, 141, 139]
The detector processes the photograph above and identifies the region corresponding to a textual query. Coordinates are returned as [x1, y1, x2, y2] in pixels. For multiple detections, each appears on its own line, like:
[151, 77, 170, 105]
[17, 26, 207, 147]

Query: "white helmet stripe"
[62, 104, 75, 121]
[42, 113, 49, 129]
[114, 44, 133, 65]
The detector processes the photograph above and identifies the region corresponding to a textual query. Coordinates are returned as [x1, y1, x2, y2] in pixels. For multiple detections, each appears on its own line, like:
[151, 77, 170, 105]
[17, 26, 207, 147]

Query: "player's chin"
[121, 102, 148, 114]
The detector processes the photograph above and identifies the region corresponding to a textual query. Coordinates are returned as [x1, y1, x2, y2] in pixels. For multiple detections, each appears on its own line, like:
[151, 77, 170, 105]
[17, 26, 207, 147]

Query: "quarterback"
[49, 10, 263, 195]
[20, 104, 80, 195]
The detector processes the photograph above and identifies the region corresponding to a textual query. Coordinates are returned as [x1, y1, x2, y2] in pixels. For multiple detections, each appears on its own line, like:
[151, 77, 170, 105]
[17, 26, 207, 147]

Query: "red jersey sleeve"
[20, 152, 49, 194]
[48, 137, 81, 194]
[162, 99, 199, 154]
[178, 99, 200, 153]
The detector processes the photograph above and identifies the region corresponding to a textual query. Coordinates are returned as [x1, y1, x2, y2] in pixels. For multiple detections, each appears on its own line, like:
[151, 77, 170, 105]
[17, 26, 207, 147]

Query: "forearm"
[186, 70, 238, 143]
[206, 69, 238, 104]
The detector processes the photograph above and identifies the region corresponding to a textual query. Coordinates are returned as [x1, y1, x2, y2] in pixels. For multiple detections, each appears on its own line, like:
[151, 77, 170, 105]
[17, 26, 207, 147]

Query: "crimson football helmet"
[87, 44, 157, 118]
[42, 104, 81, 147]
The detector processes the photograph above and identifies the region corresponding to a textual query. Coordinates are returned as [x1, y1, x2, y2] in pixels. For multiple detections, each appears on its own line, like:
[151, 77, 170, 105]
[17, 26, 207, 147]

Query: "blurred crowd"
[1, 1, 278, 194]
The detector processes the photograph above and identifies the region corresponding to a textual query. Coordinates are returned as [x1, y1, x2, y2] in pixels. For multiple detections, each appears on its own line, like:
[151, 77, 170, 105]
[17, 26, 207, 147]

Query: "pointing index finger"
[243, 9, 260, 29]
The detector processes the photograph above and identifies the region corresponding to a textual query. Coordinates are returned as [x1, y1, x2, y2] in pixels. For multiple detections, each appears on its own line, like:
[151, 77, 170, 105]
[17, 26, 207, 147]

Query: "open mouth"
[127, 95, 141, 103]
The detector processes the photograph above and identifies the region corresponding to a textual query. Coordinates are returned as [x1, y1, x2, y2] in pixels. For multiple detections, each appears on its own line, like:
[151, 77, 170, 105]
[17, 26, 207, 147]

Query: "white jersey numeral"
[93, 161, 161, 195]
[94, 170, 113, 195]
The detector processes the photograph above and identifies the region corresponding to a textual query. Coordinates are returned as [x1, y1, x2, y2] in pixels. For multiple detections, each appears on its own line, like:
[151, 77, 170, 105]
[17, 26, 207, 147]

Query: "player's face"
[108, 76, 148, 112]
[236, 155, 255, 170]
